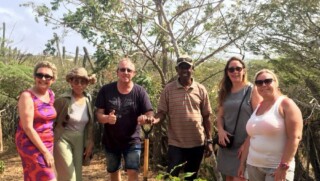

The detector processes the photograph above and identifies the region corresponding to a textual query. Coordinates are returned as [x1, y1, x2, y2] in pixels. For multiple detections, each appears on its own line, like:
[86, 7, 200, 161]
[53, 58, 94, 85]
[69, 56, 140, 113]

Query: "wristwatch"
[279, 162, 289, 170]
[206, 139, 213, 144]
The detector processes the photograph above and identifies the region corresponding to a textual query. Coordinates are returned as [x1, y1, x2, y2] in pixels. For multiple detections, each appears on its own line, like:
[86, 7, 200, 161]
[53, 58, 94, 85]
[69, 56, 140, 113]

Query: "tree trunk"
[0, 109, 5, 152]
[1, 22, 5, 59]
[62, 46, 66, 60]
[309, 128, 320, 180]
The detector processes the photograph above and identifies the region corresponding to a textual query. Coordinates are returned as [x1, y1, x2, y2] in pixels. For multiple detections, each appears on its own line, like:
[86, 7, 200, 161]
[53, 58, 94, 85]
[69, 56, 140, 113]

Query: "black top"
[95, 82, 153, 150]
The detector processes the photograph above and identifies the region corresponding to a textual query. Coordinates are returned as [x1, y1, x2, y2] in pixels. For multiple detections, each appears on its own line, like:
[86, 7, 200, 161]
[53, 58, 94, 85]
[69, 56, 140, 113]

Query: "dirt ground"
[0, 146, 158, 181]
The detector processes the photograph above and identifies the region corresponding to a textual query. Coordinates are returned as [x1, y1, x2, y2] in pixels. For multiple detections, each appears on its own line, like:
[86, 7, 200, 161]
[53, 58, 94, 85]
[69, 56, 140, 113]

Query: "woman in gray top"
[216, 57, 261, 181]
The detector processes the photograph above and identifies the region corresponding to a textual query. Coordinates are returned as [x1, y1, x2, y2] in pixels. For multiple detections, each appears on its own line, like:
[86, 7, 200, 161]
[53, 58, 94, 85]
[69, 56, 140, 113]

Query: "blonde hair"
[254, 69, 279, 88]
[33, 61, 57, 80]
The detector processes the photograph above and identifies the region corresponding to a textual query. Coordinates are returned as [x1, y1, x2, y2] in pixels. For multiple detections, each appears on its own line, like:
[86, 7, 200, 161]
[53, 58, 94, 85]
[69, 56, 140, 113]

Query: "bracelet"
[278, 162, 289, 170]
[206, 139, 213, 144]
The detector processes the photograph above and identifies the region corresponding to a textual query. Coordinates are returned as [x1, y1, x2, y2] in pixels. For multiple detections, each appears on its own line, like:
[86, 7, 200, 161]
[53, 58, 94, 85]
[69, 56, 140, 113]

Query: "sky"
[0, 0, 95, 56]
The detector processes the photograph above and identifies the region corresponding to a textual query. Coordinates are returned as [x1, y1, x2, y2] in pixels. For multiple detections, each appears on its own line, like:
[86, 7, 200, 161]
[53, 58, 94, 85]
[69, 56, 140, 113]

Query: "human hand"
[83, 142, 94, 160]
[273, 167, 287, 181]
[218, 129, 231, 147]
[204, 142, 213, 158]
[108, 110, 117, 124]
[138, 115, 153, 125]
[43, 151, 54, 167]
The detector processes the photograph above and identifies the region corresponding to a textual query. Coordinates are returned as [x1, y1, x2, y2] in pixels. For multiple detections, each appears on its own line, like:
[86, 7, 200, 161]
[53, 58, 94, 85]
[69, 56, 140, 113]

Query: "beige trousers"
[54, 130, 84, 181]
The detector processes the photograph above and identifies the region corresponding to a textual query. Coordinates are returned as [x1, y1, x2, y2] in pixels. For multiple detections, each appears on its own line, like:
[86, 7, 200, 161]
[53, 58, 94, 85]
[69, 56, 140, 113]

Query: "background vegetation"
[1, 0, 320, 180]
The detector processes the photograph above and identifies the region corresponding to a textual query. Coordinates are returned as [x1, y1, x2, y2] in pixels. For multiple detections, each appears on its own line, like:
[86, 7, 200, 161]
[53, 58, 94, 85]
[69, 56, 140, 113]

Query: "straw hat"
[66, 67, 97, 84]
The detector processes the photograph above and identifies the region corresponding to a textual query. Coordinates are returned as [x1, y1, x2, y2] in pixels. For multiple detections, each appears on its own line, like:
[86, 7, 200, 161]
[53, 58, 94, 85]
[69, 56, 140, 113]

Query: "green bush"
[0, 160, 5, 174]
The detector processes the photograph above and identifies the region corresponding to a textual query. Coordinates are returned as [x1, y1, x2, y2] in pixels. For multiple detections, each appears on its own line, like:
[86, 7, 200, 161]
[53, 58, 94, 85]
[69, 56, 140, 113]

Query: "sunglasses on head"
[227, 66, 243, 73]
[255, 78, 273, 87]
[35, 73, 54, 80]
[118, 68, 133, 73]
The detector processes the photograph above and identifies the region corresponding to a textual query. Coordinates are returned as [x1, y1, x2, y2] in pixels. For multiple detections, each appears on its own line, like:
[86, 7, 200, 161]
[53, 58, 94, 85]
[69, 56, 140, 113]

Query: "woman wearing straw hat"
[54, 67, 96, 181]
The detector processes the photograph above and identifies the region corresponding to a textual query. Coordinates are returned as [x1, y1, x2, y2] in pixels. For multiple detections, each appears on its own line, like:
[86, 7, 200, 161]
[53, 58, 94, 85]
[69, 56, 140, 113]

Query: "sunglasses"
[118, 68, 134, 73]
[178, 63, 192, 70]
[35, 73, 54, 80]
[255, 78, 273, 87]
[71, 78, 88, 85]
[227, 66, 243, 73]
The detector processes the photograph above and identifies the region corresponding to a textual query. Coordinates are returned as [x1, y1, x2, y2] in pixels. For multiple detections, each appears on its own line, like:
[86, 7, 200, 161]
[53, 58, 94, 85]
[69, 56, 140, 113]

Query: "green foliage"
[155, 162, 207, 181]
[43, 34, 58, 55]
[0, 61, 33, 102]
[133, 72, 161, 108]
[0, 160, 4, 174]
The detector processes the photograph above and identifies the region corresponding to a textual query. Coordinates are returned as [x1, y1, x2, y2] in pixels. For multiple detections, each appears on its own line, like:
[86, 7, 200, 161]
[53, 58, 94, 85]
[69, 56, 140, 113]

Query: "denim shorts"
[105, 144, 141, 173]
[247, 164, 294, 181]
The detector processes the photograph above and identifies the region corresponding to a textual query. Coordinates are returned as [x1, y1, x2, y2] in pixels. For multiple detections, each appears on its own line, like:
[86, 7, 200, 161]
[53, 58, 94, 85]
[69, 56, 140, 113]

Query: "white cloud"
[0, 1, 95, 55]
[0, 7, 23, 22]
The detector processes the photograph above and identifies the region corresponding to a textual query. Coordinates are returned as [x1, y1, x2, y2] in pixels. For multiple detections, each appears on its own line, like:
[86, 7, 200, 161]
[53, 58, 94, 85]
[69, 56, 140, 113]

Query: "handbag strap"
[229, 85, 251, 135]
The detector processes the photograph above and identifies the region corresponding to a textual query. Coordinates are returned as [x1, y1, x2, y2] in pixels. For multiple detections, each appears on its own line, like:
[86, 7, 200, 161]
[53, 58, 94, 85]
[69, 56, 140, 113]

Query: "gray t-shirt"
[65, 97, 89, 132]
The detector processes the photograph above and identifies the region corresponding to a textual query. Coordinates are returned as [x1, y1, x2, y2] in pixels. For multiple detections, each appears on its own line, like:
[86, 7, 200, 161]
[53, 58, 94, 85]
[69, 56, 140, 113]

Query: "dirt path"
[0, 147, 158, 181]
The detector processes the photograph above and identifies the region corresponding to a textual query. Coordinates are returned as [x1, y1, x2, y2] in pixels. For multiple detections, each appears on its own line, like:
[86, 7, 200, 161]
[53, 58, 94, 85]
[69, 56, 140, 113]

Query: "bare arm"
[216, 106, 230, 146]
[203, 114, 214, 157]
[238, 137, 250, 178]
[203, 114, 212, 139]
[274, 97, 303, 180]
[19, 92, 54, 167]
[251, 85, 262, 110]
[281, 98, 303, 163]
[153, 110, 166, 124]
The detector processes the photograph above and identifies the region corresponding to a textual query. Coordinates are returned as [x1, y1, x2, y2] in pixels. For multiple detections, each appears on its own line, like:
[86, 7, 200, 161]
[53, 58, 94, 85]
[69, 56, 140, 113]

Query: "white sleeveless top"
[246, 96, 295, 169]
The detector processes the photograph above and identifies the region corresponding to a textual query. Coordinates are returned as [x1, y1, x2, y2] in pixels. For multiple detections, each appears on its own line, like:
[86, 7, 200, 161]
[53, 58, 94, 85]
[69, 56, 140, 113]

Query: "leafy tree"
[21, 0, 271, 85]
[0, 62, 33, 143]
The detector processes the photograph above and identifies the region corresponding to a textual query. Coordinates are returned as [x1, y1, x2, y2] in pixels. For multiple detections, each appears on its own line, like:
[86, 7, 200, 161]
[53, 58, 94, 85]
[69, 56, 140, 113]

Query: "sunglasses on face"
[35, 73, 54, 80]
[71, 78, 88, 85]
[118, 68, 134, 73]
[227, 66, 243, 73]
[178, 63, 192, 70]
[255, 78, 273, 87]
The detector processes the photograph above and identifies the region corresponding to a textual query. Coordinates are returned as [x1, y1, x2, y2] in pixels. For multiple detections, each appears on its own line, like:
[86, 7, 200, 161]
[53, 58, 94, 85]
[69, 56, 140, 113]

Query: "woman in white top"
[238, 69, 303, 181]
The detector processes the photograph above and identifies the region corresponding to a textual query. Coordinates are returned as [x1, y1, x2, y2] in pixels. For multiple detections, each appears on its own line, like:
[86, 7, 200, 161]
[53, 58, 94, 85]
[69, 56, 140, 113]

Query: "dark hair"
[217, 57, 247, 107]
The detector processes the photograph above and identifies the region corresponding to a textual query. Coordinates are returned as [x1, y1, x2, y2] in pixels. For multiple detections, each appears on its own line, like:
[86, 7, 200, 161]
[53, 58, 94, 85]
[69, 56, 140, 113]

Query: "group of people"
[14, 56, 303, 181]
[216, 57, 303, 181]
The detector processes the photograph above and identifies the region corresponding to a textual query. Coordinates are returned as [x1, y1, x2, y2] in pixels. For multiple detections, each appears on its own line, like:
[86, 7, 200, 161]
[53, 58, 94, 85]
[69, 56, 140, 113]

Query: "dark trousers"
[167, 145, 205, 180]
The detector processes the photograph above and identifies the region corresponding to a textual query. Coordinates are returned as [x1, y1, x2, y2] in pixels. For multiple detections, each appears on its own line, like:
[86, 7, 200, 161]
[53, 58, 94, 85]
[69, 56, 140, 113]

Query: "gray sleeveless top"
[222, 84, 253, 148]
